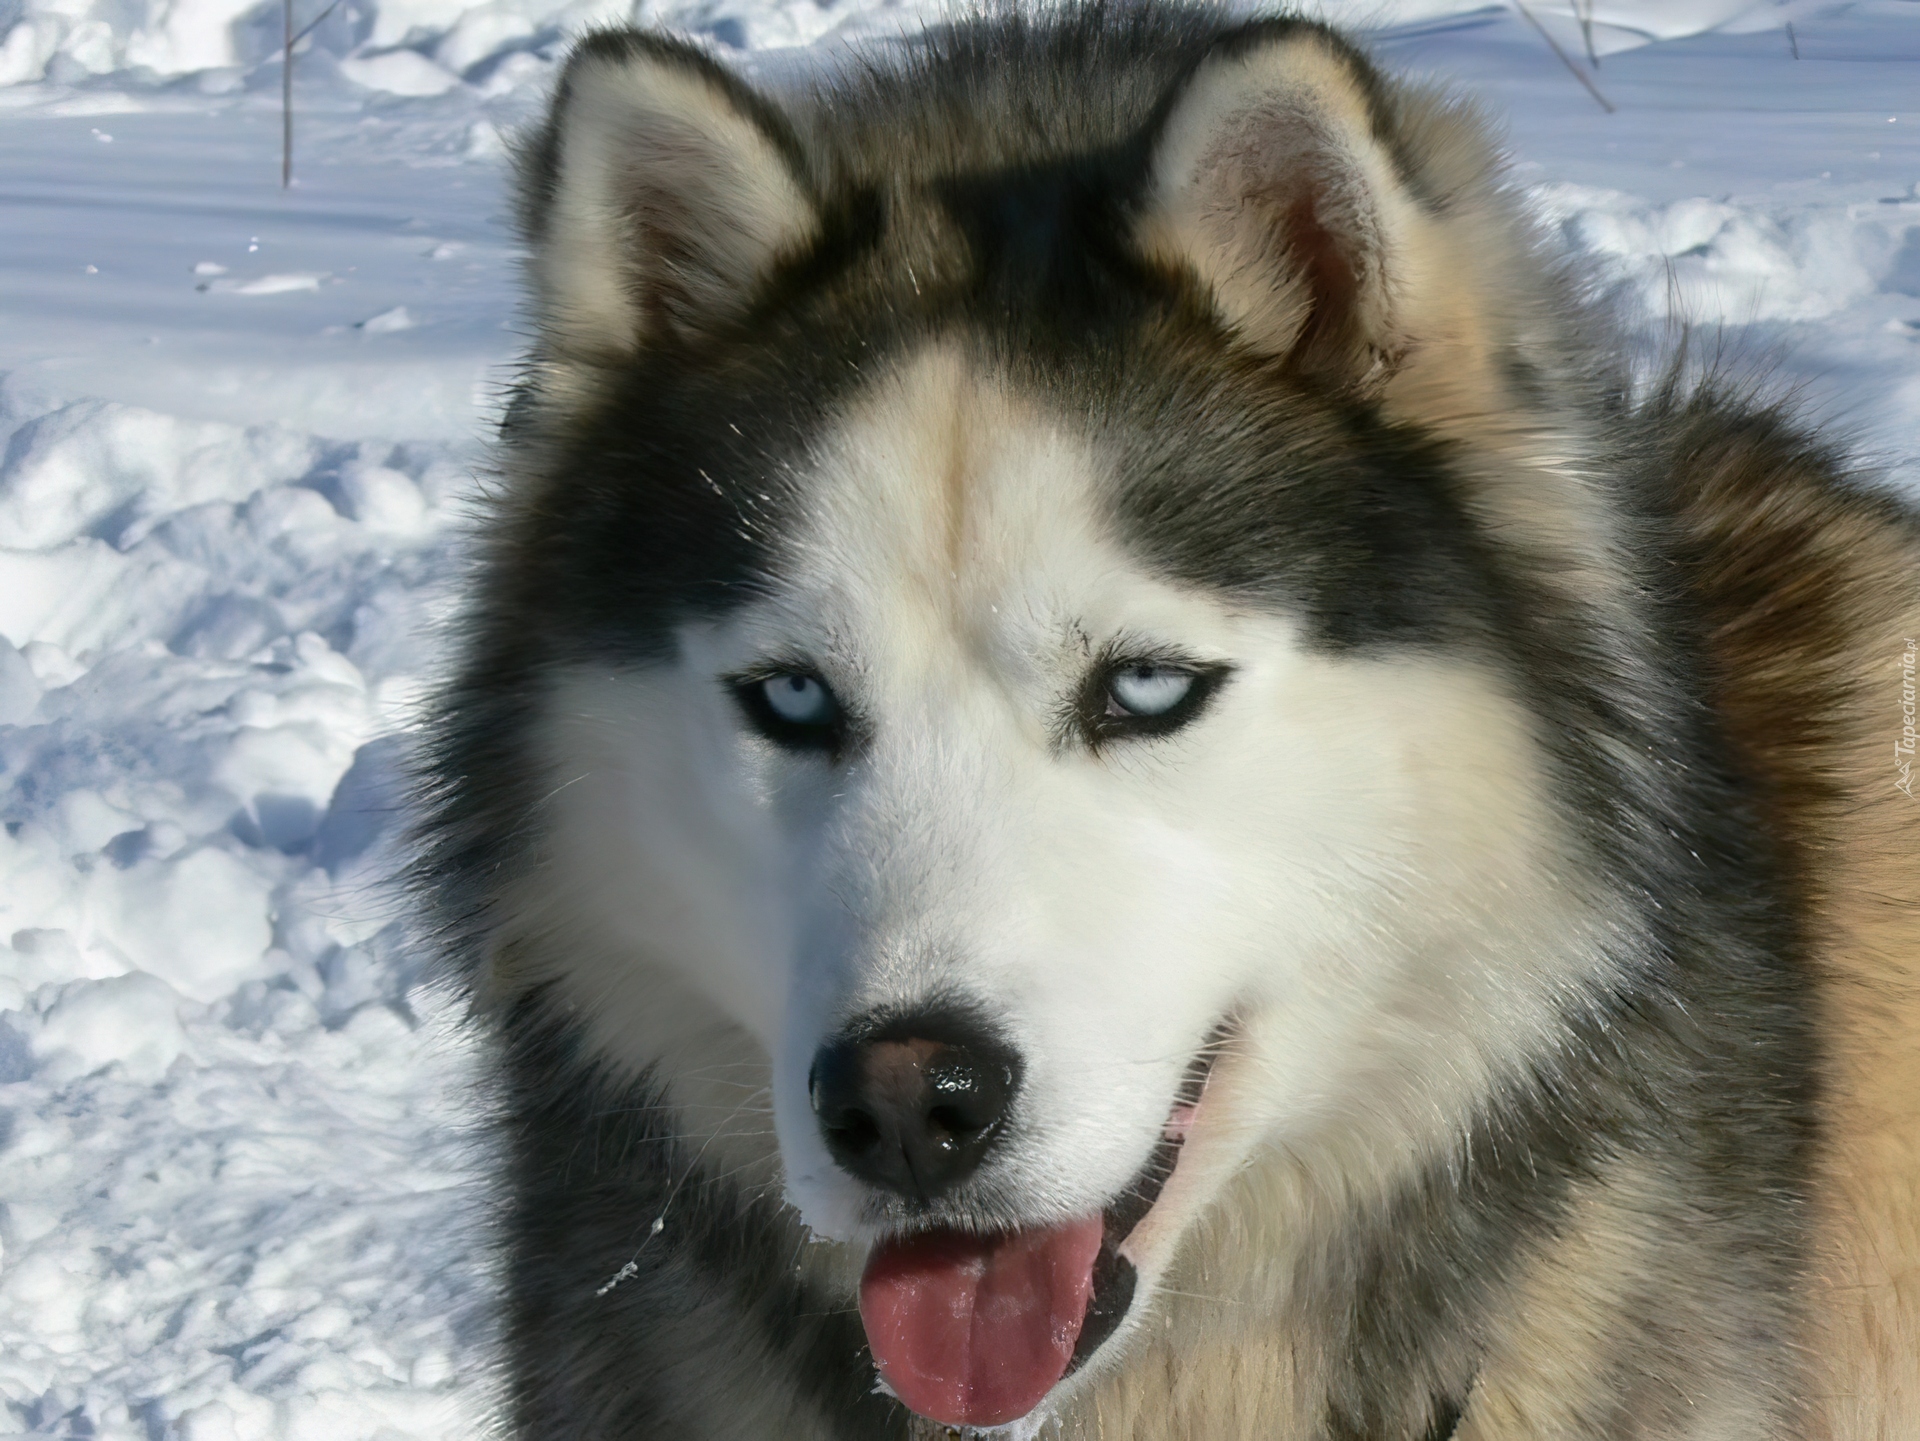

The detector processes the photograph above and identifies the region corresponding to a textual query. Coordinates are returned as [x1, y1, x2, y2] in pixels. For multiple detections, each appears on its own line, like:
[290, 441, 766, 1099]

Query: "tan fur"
[1365, 87, 1644, 628]
[973, 1156, 1791, 1440]
[1814, 623, 1920, 1439]
[1468, 1158, 1798, 1439]
[1462, 1175, 1656, 1440]
[1667, 420, 1920, 1439]
[1041, 1153, 1438, 1439]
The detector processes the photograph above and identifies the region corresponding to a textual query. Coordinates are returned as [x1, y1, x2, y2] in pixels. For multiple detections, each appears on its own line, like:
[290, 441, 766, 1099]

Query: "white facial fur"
[523, 343, 1626, 1329]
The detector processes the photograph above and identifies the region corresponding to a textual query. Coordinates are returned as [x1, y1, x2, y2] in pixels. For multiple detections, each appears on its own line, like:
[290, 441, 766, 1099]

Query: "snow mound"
[0, 389, 490, 1439]
[1540, 184, 1917, 325]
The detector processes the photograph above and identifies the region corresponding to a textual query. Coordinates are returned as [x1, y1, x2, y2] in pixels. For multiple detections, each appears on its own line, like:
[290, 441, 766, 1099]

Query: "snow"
[0, 0, 1915, 1436]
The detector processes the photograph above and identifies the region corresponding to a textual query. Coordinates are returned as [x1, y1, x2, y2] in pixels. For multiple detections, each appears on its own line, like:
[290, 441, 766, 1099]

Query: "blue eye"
[762, 673, 836, 725]
[1107, 665, 1195, 718]
[1080, 656, 1231, 748]
[732, 668, 848, 755]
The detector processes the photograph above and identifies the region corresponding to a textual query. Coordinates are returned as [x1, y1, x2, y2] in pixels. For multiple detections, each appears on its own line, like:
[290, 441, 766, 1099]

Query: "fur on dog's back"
[1659, 391, 1920, 1437]
[414, 5, 1920, 1436]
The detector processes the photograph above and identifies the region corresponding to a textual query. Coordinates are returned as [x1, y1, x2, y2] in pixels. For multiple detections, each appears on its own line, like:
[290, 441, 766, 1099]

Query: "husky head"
[462, 10, 1634, 1430]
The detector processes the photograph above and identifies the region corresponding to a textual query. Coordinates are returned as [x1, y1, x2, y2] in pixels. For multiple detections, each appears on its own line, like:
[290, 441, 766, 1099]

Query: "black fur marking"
[749, 184, 888, 327]
[1100, 376, 1495, 650]
[499, 1002, 910, 1438]
[1071, 1249, 1137, 1370]
[1421, 1395, 1465, 1441]
[938, 145, 1160, 320]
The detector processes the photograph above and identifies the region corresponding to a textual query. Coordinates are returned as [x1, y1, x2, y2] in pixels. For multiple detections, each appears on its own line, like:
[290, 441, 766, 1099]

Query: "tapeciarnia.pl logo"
[1898, 637, 1917, 800]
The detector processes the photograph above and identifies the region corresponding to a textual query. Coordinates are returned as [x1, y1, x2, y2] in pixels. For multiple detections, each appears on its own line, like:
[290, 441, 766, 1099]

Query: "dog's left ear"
[1136, 23, 1427, 385]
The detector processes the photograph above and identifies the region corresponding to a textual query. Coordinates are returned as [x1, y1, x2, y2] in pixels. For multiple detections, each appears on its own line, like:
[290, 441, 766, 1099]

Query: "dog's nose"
[809, 1016, 1020, 1201]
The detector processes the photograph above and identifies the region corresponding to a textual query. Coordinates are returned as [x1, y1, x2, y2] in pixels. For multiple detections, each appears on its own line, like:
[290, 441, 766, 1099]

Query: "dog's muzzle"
[813, 1014, 1222, 1429]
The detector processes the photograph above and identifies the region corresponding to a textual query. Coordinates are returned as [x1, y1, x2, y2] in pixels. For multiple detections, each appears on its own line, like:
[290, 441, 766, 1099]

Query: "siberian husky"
[414, 5, 1920, 1436]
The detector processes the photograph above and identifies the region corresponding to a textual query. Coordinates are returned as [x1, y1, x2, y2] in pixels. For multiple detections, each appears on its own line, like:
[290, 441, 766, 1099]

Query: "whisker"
[594, 1080, 777, 1295]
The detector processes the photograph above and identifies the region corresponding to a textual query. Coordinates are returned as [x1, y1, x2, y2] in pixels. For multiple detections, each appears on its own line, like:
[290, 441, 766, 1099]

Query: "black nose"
[809, 1012, 1021, 1202]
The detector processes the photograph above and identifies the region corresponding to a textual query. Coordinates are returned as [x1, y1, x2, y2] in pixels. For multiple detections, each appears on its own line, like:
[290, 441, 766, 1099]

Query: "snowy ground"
[0, 0, 1916, 1436]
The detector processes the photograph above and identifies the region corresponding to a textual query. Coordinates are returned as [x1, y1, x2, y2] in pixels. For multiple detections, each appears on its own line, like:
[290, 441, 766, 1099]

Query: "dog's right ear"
[1134, 22, 1421, 386]
[521, 32, 817, 366]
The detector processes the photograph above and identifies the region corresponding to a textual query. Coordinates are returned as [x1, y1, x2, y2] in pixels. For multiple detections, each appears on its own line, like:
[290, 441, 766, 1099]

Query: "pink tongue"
[860, 1216, 1105, 1428]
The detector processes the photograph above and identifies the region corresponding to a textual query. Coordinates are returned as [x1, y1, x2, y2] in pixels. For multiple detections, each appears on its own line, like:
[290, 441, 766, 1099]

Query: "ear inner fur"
[1135, 26, 1417, 381]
